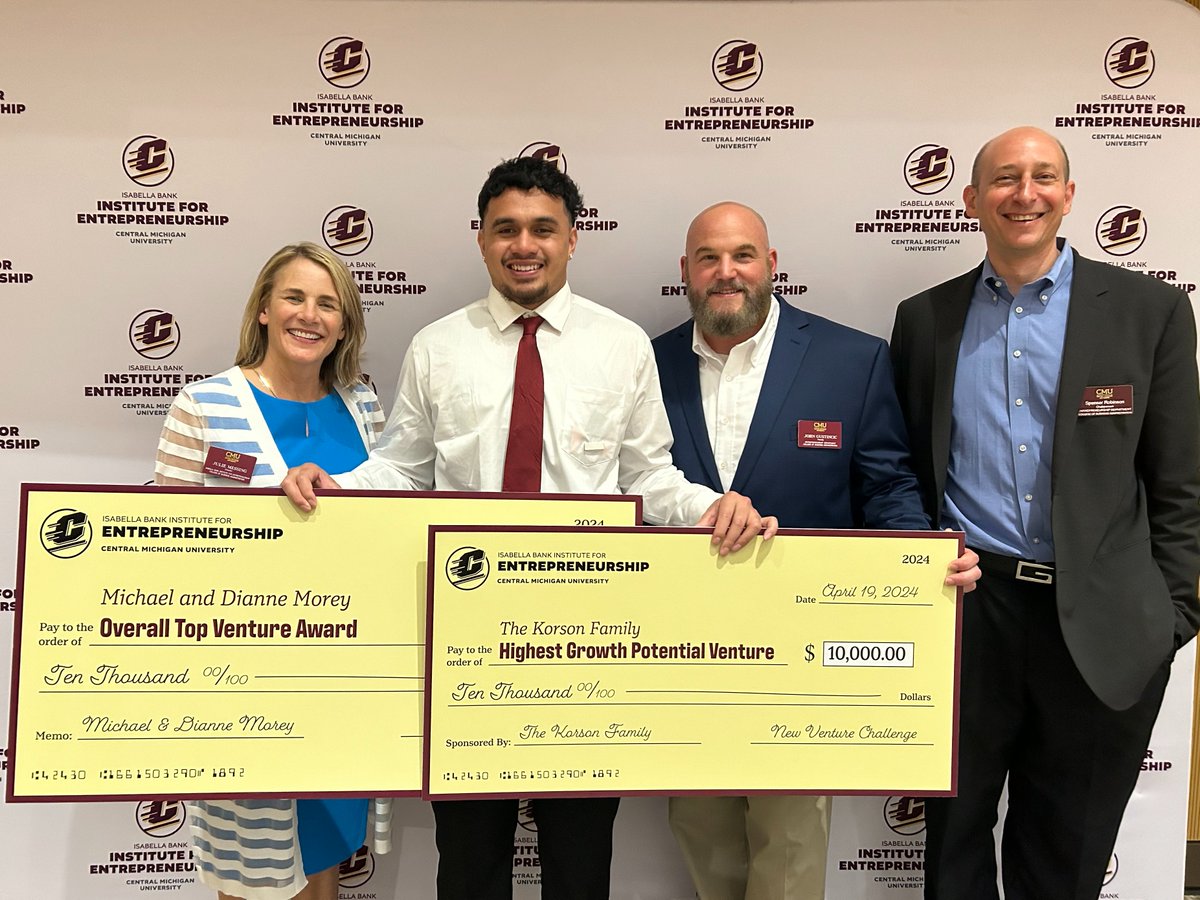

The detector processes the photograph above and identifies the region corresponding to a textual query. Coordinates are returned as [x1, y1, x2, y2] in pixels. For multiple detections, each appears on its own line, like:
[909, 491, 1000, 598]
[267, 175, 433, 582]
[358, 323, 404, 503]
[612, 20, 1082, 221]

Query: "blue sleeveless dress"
[250, 383, 370, 875]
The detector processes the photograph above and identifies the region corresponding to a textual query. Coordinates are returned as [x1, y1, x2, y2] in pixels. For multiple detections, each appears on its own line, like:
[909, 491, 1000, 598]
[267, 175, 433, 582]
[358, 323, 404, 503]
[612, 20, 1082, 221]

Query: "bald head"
[971, 126, 1070, 188]
[685, 202, 771, 257]
[680, 201, 777, 352]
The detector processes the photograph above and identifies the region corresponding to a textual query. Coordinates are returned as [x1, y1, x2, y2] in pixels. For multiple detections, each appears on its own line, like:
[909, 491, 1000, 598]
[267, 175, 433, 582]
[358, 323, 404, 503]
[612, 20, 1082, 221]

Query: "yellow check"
[8, 485, 638, 801]
[424, 527, 961, 799]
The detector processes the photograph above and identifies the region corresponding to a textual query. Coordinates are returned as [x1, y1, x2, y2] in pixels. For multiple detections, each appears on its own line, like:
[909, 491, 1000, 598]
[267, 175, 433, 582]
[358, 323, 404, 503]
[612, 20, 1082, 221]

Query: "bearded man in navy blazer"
[654, 201, 980, 900]
[891, 126, 1200, 900]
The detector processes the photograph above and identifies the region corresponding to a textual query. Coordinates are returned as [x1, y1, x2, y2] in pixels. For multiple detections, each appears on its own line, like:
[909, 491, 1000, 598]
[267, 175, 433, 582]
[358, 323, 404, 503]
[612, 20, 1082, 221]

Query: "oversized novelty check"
[8, 485, 638, 801]
[424, 527, 961, 799]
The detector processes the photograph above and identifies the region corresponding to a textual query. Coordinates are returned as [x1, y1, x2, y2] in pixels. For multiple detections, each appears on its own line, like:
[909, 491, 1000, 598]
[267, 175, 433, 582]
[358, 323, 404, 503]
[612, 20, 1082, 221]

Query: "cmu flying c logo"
[322, 206, 374, 256]
[122, 135, 174, 187]
[40, 509, 92, 559]
[904, 144, 954, 195]
[711, 40, 763, 92]
[129, 309, 180, 359]
[1105, 37, 1154, 89]
[1096, 206, 1147, 256]
[447, 546, 489, 590]
[320, 36, 370, 88]
[519, 142, 568, 174]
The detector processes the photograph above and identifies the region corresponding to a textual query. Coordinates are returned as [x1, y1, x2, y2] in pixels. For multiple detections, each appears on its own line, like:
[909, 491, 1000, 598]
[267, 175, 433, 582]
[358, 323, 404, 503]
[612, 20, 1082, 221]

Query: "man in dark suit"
[654, 201, 980, 900]
[890, 126, 1200, 900]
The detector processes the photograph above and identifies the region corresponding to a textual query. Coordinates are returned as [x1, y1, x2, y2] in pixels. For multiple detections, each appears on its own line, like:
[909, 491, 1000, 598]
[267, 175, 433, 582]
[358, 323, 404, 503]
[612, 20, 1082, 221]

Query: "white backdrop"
[2, 1, 1197, 897]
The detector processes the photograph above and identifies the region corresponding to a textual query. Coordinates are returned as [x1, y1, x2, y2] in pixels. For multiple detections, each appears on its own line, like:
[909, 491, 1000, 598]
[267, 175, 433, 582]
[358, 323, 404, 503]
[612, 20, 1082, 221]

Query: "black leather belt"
[975, 549, 1055, 586]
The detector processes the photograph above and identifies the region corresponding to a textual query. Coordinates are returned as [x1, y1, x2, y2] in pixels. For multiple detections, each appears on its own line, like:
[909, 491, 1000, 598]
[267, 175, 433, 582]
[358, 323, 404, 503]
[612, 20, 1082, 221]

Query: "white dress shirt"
[692, 296, 781, 491]
[340, 282, 721, 524]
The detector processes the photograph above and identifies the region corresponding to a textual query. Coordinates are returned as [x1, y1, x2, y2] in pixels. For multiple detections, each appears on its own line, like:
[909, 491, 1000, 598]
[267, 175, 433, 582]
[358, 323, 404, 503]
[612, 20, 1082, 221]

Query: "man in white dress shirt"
[283, 158, 775, 899]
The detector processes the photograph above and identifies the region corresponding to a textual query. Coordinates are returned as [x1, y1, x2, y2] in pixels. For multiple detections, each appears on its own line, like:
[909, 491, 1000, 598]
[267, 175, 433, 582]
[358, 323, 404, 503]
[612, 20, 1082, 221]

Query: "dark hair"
[477, 157, 585, 224]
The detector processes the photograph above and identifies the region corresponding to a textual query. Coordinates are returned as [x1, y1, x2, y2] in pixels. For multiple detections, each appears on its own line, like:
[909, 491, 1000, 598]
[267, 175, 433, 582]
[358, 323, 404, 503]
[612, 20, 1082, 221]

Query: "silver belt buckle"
[1015, 561, 1054, 585]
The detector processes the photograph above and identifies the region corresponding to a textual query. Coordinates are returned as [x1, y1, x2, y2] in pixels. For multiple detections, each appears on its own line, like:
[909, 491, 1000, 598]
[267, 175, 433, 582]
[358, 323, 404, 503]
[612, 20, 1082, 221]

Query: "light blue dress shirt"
[941, 239, 1074, 562]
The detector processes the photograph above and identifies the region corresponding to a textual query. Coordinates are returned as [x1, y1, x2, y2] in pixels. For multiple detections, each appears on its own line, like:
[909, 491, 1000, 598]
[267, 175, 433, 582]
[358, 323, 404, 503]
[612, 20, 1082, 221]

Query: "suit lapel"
[1051, 252, 1110, 490]
[930, 266, 979, 506]
[732, 301, 811, 491]
[666, 328, 723, 490]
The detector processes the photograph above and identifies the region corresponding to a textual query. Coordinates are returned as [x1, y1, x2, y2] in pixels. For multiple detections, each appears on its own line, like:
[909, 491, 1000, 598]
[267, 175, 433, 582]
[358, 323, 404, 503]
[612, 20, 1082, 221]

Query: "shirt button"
[1015, 306, 1023, 314]
[1013, 350, 1022, 358]
[1040, 294, 1048, 301]
[996, 280, 1006, 288]
[1018, 444, 1027, 452]
[1024, 493, 1033, 502]
[1033, 537, 1041, 544]
[1015, 399, 1024, 406]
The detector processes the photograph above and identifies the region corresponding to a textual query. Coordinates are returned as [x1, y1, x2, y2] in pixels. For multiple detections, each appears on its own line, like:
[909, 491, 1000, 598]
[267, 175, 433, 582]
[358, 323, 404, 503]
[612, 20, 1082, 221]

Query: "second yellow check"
[425, 527, 961, 799]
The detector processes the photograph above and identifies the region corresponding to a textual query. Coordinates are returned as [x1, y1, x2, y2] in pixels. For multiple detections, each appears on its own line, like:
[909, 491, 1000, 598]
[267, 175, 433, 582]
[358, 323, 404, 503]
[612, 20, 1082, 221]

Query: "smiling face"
[257, 257, 345, 376]
[478, 187, 577, 309]
[964, 127, 1075, 281]
[681, 202, 777, 350]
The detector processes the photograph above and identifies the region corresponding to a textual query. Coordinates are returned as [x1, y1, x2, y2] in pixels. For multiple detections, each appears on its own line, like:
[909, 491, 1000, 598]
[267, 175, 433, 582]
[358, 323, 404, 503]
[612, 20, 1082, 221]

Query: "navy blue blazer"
[653, 297, 928, 531]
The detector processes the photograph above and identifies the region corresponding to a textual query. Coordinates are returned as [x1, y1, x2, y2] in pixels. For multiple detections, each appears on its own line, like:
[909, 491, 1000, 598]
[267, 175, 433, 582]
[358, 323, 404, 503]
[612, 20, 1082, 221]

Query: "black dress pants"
[432, 797, 620, 899]
[923, 570, 1169, 900]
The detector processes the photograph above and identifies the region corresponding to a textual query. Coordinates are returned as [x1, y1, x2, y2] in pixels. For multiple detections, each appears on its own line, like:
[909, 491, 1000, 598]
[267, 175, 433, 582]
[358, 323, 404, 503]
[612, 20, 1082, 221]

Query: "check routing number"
[425, 527, 961, 799]
[8, 485, 637, 801]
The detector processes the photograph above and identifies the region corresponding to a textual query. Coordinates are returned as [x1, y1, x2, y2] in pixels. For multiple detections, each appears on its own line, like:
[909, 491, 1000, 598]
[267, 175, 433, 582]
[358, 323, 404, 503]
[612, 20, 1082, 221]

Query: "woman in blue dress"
[155, 242, 389, 899]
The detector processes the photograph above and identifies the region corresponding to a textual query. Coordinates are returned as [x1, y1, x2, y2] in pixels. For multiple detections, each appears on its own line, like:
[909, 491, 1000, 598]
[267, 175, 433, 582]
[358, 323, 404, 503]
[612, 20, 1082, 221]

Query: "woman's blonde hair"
[234, 242, 367, 390]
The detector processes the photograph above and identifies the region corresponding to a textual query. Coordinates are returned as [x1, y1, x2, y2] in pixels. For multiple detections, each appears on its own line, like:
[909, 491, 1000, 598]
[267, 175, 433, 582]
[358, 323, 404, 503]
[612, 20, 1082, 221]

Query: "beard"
[687, 274, 774, 338]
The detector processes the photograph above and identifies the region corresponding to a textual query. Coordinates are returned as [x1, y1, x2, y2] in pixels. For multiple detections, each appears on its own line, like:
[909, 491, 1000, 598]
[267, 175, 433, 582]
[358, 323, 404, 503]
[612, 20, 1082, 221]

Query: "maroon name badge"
[798, 420, 842, 449]
[1078, 385, 1134, 417]
[202, 446, 257, 482]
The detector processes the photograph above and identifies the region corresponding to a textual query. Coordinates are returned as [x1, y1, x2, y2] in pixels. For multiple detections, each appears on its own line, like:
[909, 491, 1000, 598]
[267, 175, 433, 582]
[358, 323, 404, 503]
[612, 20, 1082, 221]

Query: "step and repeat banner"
[2, 0, 1198, 897]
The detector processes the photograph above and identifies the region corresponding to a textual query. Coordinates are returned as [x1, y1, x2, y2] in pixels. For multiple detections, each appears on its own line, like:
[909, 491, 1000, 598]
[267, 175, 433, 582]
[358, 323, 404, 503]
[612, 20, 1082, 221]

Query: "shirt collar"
[980, 237, 1073, 306]
[486, 281, 572, 333]
[691, 293, 781, 367]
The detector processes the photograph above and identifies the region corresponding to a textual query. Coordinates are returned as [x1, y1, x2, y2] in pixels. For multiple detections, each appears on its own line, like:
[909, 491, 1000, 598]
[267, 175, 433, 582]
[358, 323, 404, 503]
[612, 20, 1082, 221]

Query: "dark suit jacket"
[654, 297, 928, 531]
[890, 249, 1200, 710]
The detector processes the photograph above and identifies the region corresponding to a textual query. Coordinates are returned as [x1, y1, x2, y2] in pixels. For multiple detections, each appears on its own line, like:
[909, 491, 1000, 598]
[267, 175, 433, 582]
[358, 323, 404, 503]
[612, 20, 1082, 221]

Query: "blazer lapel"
[1051, 252, 1110, 491]
[732, 300, 811, 492]
[930, 266, 979, 507]
[666, 330, 723, 490]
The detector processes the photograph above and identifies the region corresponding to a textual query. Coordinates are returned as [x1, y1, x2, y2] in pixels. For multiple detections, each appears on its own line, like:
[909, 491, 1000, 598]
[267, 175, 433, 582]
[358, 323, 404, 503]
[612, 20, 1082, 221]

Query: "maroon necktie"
[501, 315, 544, 492]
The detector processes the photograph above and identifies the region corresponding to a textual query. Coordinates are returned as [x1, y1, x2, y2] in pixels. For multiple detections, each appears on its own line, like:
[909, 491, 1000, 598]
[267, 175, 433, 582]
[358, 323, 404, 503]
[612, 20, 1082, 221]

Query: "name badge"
[798, 420, 842, 449]
[202, 446, 257, 482]
[1078, 385, 1133, 417]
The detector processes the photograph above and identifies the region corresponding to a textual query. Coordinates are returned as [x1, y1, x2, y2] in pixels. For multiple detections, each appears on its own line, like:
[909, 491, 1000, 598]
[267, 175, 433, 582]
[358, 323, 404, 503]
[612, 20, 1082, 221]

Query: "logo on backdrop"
[129, 309, 180, 359]
[136, 800, 187, 837]
[320, 36, 370, 88]
[1096, 206, 1147, 256]
[1105, 37, 1154, 89]
[40, 509, 92, 559]
[519, 141, 567, 173]
[883, 796, 926, 835]
[270, 37, 424, 145]
[323, 206, 374, 256]
[1054, 36, 1196, 148]
[447, 547, 489, 590]
[903, 144, 954, 195]
[78, 137, 231, 244]
[1093, 204, 1195, 293]
[712, 40, 763, 92]
[665, 40, 811, 151]
[122, 135, 174, 187]
[854, 143, 977, 253]
[339, 846, 375, 888]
